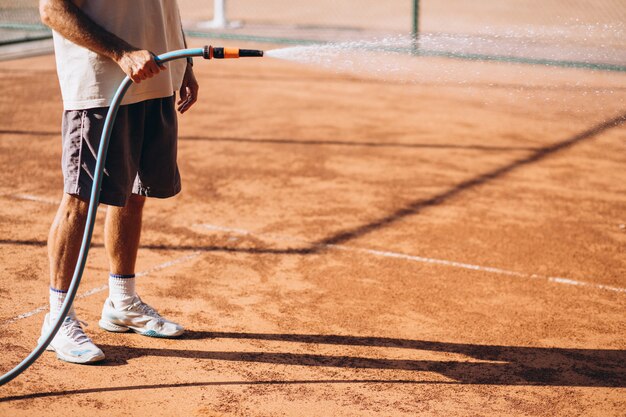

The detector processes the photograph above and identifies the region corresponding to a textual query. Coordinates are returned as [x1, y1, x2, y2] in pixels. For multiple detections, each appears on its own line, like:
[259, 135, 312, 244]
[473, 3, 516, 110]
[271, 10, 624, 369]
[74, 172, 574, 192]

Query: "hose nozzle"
[203, 45, 264, 59]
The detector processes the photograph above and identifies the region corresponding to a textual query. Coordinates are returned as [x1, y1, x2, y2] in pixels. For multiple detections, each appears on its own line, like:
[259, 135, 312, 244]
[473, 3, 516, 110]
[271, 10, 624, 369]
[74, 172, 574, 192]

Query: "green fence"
[1, 1, 624, 72]
[0, 0, 50, 45]
[179, 0, 626, 72]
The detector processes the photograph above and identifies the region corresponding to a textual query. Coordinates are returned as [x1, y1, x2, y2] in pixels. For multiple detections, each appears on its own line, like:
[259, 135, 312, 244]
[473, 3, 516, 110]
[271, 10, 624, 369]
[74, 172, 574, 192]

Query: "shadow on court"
[0, 129, 536, 151]
[0, 379, 439, 403]
[2, 111, 625, 254]
[179, 135, 536, 152]
[107, 332, 625, 388]
[0, 332, 624, 402]
[1, 115, 625, 404]
[312, 110, 626, 247]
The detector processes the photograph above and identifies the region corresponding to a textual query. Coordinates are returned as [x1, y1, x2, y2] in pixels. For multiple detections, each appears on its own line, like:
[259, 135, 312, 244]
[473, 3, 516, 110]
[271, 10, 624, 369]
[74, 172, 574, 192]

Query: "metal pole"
[213, 0, 226, 27]
[412, 0, 420, 55]
[198, 0, 242, 29]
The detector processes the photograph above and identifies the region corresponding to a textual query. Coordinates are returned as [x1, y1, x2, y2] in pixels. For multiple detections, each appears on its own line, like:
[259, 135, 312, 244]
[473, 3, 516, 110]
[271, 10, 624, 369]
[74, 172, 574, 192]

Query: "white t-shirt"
[53, 0, 186, 110]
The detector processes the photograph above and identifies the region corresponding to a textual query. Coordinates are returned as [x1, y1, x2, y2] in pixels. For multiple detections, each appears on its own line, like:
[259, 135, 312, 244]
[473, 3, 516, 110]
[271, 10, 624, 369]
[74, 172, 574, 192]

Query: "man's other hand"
[177, 64, 199, 114]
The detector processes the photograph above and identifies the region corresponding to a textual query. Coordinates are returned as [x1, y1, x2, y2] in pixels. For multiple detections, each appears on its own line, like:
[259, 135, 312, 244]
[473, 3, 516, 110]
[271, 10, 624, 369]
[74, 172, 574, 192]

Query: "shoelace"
[134, 298, 162, 319]
[60, 317, 91, 345]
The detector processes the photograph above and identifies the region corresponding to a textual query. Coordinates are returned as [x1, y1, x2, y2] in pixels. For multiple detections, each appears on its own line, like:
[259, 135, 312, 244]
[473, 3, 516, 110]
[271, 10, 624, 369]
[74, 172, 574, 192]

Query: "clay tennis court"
[0, 21, 625, 417]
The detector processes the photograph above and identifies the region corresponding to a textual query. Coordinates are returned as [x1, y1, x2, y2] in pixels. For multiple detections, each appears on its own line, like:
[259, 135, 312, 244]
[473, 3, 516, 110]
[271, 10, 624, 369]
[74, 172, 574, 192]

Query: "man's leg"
[42, 193, 105, 364]
[48, 194, 89, 293]
[104, 193, 145, 276]
[99, 194, 184, 337]
[103, 194, 144, 304]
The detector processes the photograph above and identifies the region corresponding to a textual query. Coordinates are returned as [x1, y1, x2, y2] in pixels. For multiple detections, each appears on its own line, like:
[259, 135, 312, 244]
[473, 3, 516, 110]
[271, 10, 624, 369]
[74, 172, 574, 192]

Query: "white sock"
[108, 273, 136, 303]
[49, 287, 75, 322]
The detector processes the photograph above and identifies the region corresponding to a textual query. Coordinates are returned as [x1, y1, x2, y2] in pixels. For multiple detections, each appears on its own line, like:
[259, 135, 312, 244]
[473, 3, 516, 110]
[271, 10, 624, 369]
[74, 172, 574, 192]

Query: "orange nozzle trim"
[223, 47, 240, 58]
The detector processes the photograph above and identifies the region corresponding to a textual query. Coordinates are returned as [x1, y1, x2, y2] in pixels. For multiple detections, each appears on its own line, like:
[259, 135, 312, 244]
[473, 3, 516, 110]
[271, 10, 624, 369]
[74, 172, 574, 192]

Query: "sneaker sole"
[98, 318, 131, 333]
[39, 338, 105, 364]
[99, 318, 183, 338]
[54, 349, 106, 364]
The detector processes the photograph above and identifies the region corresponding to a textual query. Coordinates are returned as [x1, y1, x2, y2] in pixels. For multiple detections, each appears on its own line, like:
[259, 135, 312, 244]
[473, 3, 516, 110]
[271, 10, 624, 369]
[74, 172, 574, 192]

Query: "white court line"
[10, 194, 59, 205]
[3, 191, 623, 328]
[2, 193, 201, 325]
[8, 194, 106, 212]
[1, 252, 201, 326]
[196, 223, 626, 294]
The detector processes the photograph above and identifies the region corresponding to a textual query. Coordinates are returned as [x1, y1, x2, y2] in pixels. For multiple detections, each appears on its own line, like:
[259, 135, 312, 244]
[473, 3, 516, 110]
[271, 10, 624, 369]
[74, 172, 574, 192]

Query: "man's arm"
[39, 0, 163, 84]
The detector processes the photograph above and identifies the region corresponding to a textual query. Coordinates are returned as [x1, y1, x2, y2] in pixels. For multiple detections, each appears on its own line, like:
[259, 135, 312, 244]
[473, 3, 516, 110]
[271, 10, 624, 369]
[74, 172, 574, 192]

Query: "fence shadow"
[312, 111, 626, 247]
[0, 332, 623, 402]
[180, 135, 536, 151]
[2, 112, 625, 255]
[129, 331, 623, 388]
[0, 129, 535, 151]
[0, 378, 435, 403]
[0, 115, 625, 402]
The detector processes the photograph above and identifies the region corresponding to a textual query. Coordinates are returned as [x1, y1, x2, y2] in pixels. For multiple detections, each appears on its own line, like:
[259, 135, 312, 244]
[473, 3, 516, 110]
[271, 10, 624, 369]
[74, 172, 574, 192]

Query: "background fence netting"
[0, 0, 50, 45]
[1, 1, 623, 71]
[178, 0, 626, 71]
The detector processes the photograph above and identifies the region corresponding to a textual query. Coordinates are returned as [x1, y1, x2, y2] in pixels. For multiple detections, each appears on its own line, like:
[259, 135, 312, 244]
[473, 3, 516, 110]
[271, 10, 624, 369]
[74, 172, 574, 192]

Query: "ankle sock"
[108, 273, 136, 302]
[49, 287, 75, 322]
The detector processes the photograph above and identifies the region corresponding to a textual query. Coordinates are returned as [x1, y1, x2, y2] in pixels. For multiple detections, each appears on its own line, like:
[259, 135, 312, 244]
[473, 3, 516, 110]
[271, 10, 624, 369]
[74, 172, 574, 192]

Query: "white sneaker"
[39, 313, 105, 364]
[99, 296, 184, 338]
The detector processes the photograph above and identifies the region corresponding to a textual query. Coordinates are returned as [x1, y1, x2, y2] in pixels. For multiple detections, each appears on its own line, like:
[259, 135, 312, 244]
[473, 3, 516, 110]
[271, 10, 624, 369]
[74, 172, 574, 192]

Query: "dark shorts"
[61, 95, 181, 207]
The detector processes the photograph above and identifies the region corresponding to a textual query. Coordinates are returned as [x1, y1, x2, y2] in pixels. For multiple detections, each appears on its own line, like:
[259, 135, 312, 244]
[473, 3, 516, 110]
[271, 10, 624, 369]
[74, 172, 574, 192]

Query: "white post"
[212, 0, 226, 27]
[198, 0, 242, 29]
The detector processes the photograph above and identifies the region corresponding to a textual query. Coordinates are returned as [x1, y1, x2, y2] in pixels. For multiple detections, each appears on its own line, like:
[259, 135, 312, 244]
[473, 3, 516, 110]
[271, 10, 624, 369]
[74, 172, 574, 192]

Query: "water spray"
[0, 45, 263, 386]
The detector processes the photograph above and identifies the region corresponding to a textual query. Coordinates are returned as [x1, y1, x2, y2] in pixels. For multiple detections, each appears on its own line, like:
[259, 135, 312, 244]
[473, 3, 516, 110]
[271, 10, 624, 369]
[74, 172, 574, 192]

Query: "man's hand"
[116, 49, 166, 84]
[177, 64, 199, 114]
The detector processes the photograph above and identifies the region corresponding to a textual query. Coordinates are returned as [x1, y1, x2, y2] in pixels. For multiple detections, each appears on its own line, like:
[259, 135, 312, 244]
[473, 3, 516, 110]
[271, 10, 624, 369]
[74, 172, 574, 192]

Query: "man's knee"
[60, 193, 90, 219]
[125, 194, 146, 212]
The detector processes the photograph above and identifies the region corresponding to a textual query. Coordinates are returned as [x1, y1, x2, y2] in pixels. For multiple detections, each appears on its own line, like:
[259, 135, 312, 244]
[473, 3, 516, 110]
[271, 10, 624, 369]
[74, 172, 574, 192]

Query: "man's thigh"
[61, 96, 179, 206]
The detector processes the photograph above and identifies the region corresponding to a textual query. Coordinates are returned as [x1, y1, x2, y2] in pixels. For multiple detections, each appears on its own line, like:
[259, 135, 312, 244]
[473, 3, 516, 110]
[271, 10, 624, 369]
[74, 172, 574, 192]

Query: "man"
[38, 0, 198, 363]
